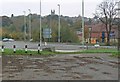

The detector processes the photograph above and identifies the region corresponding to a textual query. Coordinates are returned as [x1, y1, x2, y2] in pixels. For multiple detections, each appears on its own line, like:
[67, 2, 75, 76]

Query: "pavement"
[2, 53, 119, 80]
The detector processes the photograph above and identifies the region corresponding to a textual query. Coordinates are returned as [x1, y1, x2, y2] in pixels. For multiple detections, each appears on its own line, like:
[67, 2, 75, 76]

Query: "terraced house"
[87, 23, 118, 44]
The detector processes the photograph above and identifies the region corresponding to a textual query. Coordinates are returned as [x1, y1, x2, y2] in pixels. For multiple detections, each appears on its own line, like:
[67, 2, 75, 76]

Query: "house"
[76, 31, 82, 42]
[86, 23, 118, 44]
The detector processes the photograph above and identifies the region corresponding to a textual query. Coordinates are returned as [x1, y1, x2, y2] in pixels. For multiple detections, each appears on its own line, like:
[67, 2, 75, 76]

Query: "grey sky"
[1, 0, 103, 18]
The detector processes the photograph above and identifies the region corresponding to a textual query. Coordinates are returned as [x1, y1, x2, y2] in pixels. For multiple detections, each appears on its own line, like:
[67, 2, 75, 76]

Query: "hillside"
[1, 13, 96, 42]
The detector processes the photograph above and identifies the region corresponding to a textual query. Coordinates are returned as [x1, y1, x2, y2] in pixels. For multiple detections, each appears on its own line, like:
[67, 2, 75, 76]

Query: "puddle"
[62, 74, 72, 78]
[50, 63, 61, 66]
[24, 65, 37, 69]
[102, 72, 111, 75]
[89, 67, 99, 71]
[81, 74, 93, 79]
[72, 74, 81, 79]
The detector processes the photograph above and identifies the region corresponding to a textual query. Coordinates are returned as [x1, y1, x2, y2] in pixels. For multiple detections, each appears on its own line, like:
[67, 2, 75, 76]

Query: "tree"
[95, 0, 117, 45]
[2, 16, 13, 27]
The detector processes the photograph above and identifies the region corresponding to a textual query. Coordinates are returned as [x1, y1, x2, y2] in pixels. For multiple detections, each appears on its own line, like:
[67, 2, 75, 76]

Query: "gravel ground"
[1, 53, 119, 80]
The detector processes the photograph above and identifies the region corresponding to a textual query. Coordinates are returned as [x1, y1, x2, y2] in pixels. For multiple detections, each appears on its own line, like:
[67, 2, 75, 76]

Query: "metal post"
[28, 9, 32, 41]
[39, 0, 42, 51]
[23, 11, 27, 42]
[2, 45, 4, 53]
[118, 1, 120, 51]
[89, 27, 92, 44]
[38, 44, 40, 53]
[58, 4, 61, 43]
[25, 45, 27, 53]
[82, 0, 84, 46]
[13, 45, 16, 53]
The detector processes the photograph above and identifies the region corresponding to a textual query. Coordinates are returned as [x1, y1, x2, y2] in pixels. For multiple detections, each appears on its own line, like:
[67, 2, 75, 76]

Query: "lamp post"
[23, 11, 27, 42]
[39, 0, 42, 51]
[89, 27, 92, 44]
[82, 0, 85, 46]
[117, 1, 120, 51]
[28, 9, 32, 41]
[58, 4, 61, 43]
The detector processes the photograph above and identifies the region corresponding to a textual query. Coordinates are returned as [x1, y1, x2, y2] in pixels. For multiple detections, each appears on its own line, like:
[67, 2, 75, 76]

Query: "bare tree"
[95, 0, 118, 45]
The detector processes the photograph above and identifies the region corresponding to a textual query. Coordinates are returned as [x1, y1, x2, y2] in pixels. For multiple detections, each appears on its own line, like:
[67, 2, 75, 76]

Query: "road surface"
[1, 41, 117, 52]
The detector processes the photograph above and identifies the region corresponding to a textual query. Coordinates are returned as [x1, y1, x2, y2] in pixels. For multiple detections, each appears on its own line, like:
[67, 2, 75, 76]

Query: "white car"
[8, 39, 14, 42]
[3, 38, 14, 42]
[94, 44, 100, 47]
[3, 38, 9, 42]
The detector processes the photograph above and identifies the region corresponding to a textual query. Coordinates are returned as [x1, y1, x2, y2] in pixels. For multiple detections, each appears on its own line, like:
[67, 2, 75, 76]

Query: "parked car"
[94, 44, 100, 47]
[2, 38, 9, 42]
[8, 39, 14, 42]
[3, 38, 14, 42]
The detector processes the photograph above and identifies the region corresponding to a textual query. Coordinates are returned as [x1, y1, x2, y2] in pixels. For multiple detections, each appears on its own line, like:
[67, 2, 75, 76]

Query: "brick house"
[86, 23, 118, 44]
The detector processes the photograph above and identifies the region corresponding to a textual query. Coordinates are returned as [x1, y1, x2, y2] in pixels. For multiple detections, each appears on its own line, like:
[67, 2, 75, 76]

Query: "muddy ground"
[1, 53, 119, 80]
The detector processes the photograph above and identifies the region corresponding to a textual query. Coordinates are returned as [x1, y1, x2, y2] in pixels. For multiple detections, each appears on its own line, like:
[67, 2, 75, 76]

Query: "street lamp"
[23, 11, 27, 42]
[117, 1, 120, 21]
[39, 0, 42, 51]
[116, 1, 120, 51]
[89, 27, 92, 44]
[28, 9, 32, 41]
[58, 4, 61, 43]
[82, 0, 85, 46]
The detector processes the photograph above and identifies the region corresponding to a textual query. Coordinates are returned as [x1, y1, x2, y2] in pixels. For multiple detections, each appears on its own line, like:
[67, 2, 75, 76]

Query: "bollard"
[2, 45, 4, 53]
[25, 44, 27, 53]
[13, 45, 16, 53]
[38, 44, 40, 53]
[44, 42, 47, 46]
[86, 42, 88, 50]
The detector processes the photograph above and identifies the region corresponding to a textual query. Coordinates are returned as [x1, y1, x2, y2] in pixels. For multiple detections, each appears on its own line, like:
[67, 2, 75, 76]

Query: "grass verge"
[81, 48, 118, 53]
[1, 48, 119, 57]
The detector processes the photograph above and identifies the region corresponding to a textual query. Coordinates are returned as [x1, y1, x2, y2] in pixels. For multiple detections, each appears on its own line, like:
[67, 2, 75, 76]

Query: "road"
[2, 41, 84, 52]
[1, 41, 117, 52]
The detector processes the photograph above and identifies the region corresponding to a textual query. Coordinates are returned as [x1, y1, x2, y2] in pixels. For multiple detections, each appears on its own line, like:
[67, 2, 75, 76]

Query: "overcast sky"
[0, 0, 103, 18]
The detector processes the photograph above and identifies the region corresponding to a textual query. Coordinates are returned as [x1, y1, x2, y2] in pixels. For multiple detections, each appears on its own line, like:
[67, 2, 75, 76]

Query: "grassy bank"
[1, 48, 119, 57]
[81, 48, 118, 53]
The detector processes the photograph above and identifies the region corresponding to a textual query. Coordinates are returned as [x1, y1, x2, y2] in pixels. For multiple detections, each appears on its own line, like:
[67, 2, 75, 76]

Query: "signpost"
[102, 31, 105, 43]
[43, 28, 52, 39]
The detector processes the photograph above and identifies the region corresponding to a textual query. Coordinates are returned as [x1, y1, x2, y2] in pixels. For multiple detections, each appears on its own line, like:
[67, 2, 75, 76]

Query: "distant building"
[86, 23, 118, 44]
[51, 10, 55, 15]
[76, 31, 82, 41]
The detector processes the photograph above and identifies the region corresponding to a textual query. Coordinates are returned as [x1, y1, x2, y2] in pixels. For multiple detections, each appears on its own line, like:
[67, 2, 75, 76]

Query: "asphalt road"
[2, 41, 84, 52]
[1, 41, 117, 52]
